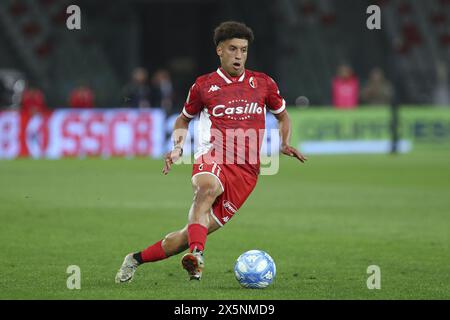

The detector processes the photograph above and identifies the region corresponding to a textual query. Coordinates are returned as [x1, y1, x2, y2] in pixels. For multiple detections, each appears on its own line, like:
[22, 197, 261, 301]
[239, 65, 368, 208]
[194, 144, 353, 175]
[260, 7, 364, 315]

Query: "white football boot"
[115, 253, 140, 283]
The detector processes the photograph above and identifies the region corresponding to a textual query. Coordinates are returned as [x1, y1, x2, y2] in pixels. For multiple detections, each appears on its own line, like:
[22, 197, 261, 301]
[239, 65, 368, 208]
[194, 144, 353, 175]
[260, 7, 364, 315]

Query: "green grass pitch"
[0, 150, 449, 299]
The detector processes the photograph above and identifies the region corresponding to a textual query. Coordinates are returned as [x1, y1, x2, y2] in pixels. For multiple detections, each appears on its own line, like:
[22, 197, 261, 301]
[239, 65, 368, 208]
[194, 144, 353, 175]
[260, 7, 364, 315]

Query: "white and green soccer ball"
[234, 250, 276, 289]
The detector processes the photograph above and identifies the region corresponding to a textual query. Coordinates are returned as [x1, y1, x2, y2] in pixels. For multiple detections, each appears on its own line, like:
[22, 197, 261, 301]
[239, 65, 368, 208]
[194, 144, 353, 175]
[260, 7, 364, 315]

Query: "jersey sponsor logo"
[249, 76, 257, 89]
[208, 85, 220, 92]
[223, 200, 238, 215]
[212, 103, 263, 117]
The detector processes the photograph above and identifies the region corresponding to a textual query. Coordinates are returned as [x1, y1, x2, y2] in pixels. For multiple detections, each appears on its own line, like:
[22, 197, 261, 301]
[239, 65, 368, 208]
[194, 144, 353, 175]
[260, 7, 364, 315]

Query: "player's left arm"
[274, 110, 307, 163]
[265, 75, 307, 163]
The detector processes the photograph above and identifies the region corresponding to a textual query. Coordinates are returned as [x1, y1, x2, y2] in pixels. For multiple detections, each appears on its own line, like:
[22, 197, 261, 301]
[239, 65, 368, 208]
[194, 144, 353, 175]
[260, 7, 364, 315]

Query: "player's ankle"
[189, 245, 204, 255]
[133, 252, 144, 264]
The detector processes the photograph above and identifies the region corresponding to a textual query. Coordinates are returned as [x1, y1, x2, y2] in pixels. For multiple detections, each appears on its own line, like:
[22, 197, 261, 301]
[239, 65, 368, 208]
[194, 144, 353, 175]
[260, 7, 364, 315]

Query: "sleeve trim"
[182, 107, 196, 119]
[269, 99, 286, 114]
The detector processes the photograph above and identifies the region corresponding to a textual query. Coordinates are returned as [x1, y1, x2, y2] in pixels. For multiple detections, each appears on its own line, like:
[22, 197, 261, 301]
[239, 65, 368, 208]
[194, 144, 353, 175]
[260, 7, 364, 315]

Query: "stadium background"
[0, 0, 449, 299]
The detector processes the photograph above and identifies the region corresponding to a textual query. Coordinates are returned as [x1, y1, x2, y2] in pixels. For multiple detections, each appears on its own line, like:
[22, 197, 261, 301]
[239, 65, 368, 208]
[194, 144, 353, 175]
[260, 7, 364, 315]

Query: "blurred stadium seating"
[0, 0, 448, 107]
[0, 0, 120, 107]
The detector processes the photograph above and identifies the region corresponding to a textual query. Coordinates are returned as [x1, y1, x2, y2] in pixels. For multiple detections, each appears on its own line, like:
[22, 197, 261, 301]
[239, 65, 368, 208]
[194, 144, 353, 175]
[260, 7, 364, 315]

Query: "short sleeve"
[265, 76, 286, 115]
[182, 83, 203, 118]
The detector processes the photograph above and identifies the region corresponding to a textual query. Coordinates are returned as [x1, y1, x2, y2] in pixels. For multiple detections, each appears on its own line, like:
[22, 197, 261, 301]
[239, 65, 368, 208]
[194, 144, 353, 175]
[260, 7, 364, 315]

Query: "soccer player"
[115, 21, 307, 283]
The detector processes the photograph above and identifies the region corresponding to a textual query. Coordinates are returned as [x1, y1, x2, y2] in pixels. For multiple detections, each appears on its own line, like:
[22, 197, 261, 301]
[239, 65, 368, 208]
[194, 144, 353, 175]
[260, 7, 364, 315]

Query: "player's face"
[217, 38, 248, 77]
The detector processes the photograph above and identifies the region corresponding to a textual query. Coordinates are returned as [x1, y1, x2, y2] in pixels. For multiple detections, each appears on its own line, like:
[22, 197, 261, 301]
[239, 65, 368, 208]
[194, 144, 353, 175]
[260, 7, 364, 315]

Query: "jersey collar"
[217, 68, 246, 84]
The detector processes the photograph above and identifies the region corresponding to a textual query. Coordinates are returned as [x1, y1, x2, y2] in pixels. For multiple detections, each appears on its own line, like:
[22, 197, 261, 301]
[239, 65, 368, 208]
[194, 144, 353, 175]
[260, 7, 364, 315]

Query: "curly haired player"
[116, 21, 307, 283]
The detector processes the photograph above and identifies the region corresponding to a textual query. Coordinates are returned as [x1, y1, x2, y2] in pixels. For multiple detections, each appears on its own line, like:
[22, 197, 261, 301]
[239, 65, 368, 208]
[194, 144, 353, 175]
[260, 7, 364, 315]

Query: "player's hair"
[213, 21, 254, 46]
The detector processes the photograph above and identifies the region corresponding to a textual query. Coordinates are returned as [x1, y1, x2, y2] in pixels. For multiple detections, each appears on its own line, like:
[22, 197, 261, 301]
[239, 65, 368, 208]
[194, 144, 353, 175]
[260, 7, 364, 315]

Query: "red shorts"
[191, 158, 258, 227]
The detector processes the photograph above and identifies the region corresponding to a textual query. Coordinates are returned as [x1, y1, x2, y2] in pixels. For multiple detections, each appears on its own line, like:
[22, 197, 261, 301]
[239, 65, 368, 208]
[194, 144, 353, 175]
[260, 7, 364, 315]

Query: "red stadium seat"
[402, 23, 422, 46]
[9, 1, 28, 16]
[52, 7, 67, 25]
[35, 41, 53, 57]
[430, 13, 447, 25]
[321, 13, 336, 26]
[439, 33, 450, 46]
[22, 22, 41, 37]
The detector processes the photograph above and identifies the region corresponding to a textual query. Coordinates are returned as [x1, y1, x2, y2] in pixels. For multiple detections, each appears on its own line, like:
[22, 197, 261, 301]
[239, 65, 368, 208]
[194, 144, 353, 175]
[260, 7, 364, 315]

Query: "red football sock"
[188, 223, 208, 252]
[140, 240, 167, 263]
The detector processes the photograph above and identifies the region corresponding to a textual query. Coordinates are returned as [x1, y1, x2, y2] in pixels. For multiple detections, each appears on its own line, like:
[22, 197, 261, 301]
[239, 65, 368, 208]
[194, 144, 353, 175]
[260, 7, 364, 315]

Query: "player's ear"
[216, 44, 223, 58]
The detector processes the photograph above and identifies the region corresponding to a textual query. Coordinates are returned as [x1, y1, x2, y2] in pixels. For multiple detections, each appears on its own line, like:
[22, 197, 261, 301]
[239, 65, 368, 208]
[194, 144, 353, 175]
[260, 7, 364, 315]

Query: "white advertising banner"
[0, 109, 165, 159]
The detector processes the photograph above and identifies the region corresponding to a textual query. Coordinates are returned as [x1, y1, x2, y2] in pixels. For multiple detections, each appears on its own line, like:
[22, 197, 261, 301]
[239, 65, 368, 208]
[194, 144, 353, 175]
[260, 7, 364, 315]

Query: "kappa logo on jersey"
[208, 85, 220, 92]
[249, 76, 257, 89]
[212, 103, 263, 117]
[223, 200, 238, 215]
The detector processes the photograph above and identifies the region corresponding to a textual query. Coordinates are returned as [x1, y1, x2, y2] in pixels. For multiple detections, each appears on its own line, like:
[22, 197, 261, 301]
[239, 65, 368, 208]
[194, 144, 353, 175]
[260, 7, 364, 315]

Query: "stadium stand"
[0, 0, 120, 106]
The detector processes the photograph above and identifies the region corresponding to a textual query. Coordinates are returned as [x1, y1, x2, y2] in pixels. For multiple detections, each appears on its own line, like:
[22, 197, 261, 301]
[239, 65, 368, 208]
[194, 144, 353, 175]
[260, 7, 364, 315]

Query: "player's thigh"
[191, 173, 223, 200]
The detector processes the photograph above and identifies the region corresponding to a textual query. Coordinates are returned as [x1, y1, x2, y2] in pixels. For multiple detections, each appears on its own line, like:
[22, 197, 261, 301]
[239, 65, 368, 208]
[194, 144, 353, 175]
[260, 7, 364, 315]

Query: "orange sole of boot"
[181, 254, 201, 280]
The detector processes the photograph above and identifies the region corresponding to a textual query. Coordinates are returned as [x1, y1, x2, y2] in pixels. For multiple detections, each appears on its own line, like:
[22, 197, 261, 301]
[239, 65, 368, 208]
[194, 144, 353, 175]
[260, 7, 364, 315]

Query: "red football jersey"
[182, 68, 286, 176]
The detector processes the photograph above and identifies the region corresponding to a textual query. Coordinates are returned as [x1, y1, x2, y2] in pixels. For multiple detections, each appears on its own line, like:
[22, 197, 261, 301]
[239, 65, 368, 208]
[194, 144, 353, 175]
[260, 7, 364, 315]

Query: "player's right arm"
[162, 114, 190, 175]
[163, 82, 203, 175]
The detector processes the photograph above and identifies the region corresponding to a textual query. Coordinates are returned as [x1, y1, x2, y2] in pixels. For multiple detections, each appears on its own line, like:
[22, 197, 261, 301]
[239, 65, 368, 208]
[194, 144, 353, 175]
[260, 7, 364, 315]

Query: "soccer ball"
[234, 250, 276, 289]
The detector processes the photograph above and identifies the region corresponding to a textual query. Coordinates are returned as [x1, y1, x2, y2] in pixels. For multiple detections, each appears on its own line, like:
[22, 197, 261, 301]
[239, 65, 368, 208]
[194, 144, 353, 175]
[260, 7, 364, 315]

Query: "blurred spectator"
[69, 85, 95, 108]
[433, 61, 450, 106]
[0, 79, 9, 109]
[0, 70, 26, 110]
[361, 68, 394, 105]
[332, 64, 359, 109]
[122, 67, 152, 108]
[21, 87, 49, 115]
[151, 69, 173, 113]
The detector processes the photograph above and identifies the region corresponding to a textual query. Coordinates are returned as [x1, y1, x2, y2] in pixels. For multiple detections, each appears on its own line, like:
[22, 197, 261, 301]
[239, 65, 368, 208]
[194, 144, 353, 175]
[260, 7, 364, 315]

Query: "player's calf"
[187, 175, 222, 253]
[161, 228, 189, 256]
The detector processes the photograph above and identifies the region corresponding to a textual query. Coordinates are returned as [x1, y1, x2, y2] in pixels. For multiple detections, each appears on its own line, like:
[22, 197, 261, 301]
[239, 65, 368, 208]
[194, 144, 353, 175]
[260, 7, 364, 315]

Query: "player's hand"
[281, 144, 308, 163]
[162, 147, 183, 175]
